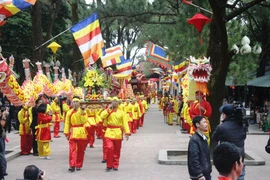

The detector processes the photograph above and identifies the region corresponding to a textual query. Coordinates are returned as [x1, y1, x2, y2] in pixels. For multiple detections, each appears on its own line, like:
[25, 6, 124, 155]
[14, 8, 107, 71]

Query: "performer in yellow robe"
[159, 95, 164, 111]
[131, 99, 141, 134]
[61, 96, 70, 122]
[86, 108, 97, 148]
[51, 97, 62, 138]
[18, 106, 32, 155]
[64, 97, 88, 172]
[124, 98, 133, 132]
[140, 96, 148, 127]
[100, 97, 130, 171]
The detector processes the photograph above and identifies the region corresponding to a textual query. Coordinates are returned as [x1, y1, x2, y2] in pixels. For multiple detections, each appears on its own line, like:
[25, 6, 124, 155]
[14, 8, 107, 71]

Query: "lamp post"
[231, 36, 262, 106]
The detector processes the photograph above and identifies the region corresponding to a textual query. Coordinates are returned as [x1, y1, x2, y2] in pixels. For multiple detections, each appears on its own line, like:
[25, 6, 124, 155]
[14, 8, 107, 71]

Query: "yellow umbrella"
[47, 42, 61, 54]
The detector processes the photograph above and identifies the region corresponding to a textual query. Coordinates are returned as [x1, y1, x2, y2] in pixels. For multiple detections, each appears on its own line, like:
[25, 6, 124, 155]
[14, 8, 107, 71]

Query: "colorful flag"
[0, 0, 37, 24]
[116, 57, 132, 75]
[71, 12, 104, 67]
[101, 45, 123, 68]
[146, 42, 172, 69]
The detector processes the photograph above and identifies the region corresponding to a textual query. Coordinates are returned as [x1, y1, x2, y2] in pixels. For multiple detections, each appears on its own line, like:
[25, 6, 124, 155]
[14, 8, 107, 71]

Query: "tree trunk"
[71, 0, 83, 73]
[31, 1, 44, 63]
[207, 0, 231, 140]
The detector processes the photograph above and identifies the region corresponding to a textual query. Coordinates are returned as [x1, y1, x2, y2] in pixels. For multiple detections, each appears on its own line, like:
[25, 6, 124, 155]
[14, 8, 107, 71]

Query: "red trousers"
[132, 120, 139, 133]
[69, 139, 87, 168]
[105, 138, 122, 169]
[54, 122, 60, 137]
[128, 122, 133, 133]
[87, 126, 96, 146]
[20, 134, 33, 154]
[140, 114, 145, 127]
[102, 127, 107, 160]
[96, 122, 103, 139]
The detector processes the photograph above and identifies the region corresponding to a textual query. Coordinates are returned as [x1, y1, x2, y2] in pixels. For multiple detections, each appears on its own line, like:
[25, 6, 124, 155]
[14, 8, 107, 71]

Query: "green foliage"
[229, 53, 259, 85]
[0, 10, 32, 58]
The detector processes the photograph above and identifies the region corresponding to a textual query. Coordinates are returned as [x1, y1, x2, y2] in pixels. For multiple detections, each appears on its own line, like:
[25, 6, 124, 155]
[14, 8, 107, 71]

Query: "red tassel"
[200, 37, 203, 45]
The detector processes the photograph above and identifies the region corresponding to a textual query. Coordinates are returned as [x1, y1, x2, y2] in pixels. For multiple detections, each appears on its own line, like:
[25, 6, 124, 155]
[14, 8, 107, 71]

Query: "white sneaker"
[44, 156, 51, 160]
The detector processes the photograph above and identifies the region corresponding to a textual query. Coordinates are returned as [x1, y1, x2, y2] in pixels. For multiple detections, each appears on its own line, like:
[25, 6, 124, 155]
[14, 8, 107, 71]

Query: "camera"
[38, 170, 44, 180]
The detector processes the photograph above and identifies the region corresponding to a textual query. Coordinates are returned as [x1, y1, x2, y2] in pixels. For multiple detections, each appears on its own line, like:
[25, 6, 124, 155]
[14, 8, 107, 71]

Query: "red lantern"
[187, 13, 211, 44]
[182, 0, 193, 4]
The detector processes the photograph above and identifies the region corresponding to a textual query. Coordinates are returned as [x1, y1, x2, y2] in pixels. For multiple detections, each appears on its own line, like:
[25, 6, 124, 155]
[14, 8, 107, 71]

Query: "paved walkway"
[4, 104, 270, 180]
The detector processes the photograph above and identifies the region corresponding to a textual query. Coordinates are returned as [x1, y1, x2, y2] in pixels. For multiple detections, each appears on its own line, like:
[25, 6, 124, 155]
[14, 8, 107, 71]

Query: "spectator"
[188, 116, 212, 180]
[23, 165, 46, 180]
[1, 99, 12, 133]
[212, 104, 247, 180]
[0, 109, 9, 177]
[213, 142, 243, 180]
[30, 98, 43, 156]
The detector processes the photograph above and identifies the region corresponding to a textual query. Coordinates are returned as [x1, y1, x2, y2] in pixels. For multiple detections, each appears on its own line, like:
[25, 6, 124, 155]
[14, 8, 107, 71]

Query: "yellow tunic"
[51, 101, 62, 122]
[18, 108, 31, 135]
[100, 109, 130, 140]
[132, 102, 141, 120]
[86, 109, 96, 127]
[141, 100, 148, 113]
[64, 108, 88, 139]
[62, 102, 70, 121]
[124, 103, 133, 122]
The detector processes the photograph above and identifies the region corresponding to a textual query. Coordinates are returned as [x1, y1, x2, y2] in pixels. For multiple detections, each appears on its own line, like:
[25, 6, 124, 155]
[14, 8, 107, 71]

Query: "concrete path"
[4, 104, 270, 180]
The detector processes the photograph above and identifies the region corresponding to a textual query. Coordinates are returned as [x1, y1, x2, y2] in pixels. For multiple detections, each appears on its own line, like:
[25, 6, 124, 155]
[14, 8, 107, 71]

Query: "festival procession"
[0, 0, 270, 180]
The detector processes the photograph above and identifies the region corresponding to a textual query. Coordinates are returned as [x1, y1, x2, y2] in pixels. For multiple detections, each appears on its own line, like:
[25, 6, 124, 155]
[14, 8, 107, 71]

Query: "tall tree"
[207, 0, 267, 136]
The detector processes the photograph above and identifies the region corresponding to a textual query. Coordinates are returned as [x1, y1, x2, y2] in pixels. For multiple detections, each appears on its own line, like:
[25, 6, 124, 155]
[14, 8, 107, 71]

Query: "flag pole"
[34, 27, 71, 51]
[183, 1, 213, 15]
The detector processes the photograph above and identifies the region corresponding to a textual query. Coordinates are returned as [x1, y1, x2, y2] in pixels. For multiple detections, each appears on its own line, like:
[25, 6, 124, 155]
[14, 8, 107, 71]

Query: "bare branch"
[244, 11, 261, 41]
[226, 0, 266, 21]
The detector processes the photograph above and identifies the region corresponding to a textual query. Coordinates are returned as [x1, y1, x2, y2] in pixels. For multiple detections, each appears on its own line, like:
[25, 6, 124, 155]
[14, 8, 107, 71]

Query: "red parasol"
[187, 13, 211, 44]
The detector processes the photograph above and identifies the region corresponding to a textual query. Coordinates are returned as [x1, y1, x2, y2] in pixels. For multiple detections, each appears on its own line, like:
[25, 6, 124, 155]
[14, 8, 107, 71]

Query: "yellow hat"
[112, 97, 119, 101]
[72, 96, 80, 102]
[106, 97, 112, 101]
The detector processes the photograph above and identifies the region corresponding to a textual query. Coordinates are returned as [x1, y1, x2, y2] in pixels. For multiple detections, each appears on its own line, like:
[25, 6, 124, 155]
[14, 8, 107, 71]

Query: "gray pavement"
[4, 104, 270, 180]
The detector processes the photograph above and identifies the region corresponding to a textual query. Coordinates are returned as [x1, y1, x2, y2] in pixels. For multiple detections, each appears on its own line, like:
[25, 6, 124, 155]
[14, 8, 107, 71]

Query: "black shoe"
[102, 160, 106, 163]
[105, 167, 112, 172]
[68, 167, 75, 172]
[33, 153, 39, 156]
[76, 168, 81, 171]
[113, 168, 118, 171]
[89, 145, 94, 148]
[3, 173, 7, 176]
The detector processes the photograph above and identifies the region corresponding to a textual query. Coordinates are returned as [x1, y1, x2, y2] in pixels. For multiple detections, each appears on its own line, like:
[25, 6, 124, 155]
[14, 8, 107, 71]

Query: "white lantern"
[231, 44, 239, 54]
[253, 45, 262, 54]
[240, 44, 251, 54]
[241, 36, 250, 45]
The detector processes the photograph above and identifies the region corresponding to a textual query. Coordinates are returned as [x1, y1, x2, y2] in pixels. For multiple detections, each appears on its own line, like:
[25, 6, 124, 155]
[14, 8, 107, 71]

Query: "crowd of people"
[0, 87, 268, 180]
[157, 90, 249, 180]
[0, 92, 149, 179]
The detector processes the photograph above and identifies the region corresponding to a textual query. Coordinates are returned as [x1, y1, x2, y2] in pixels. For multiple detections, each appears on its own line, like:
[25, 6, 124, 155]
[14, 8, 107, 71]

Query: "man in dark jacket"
[212, 104, 247, 180]
[30, 98, 43, 156]
[188, 116, 212, 180]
